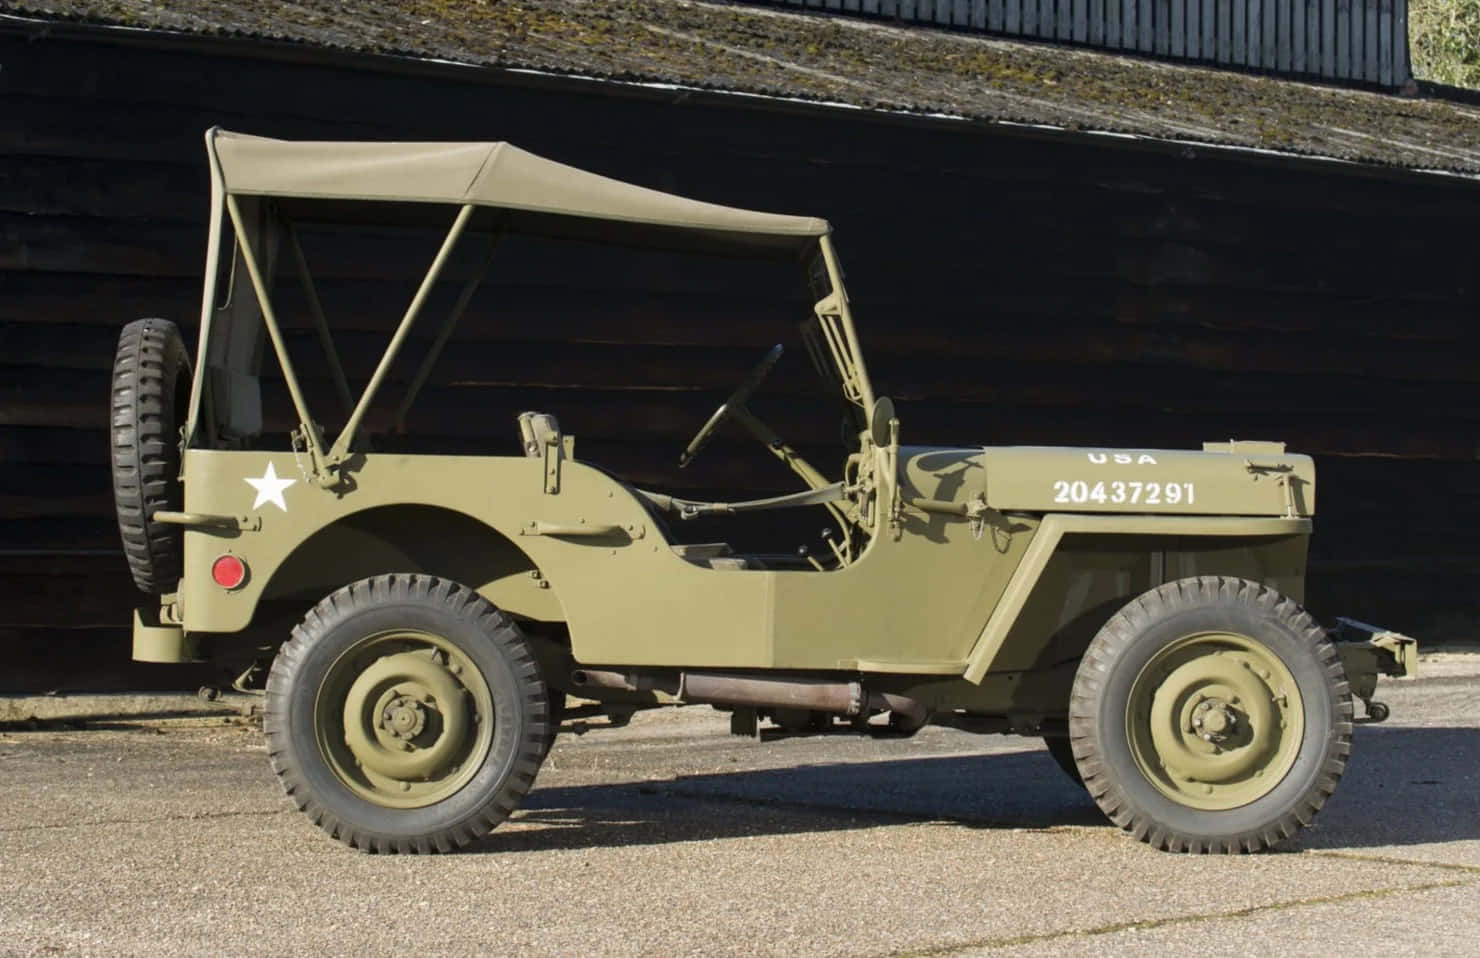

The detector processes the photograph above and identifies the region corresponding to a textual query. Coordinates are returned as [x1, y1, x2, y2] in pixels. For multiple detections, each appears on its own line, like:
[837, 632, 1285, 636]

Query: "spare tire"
[111, 318, 192, 594]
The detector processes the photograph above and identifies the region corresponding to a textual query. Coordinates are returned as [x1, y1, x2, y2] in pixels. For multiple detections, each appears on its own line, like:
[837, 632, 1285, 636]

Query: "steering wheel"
[679, 344, 783, 468]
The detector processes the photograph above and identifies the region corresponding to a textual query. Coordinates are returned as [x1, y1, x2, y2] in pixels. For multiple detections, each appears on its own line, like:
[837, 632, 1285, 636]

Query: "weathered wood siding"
[766, 0, 1412, 88]
[1, 26, 1476, 688]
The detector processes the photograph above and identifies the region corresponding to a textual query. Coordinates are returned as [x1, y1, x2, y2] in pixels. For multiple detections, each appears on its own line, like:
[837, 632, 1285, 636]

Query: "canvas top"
[209, 128, 831, 253]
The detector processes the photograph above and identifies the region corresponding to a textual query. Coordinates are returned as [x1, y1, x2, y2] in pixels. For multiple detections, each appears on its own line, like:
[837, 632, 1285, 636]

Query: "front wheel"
[265, 575, 549, 853]
[1068, 576, 1351, 853]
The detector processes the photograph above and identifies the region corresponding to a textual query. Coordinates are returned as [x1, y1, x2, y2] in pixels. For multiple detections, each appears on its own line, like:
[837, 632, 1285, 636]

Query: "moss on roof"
[9, 0, 1480, 174]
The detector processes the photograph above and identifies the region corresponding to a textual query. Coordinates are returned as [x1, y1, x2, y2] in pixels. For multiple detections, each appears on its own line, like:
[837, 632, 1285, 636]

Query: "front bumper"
[1330, 617, 1418, 722]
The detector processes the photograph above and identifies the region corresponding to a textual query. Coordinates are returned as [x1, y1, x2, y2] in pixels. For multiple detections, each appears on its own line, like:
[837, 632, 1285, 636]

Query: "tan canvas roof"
[208, 128, 830, 251]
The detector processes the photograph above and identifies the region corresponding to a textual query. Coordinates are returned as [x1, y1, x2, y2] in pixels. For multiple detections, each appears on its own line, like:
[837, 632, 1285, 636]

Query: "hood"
[901, 441, 1314, 518]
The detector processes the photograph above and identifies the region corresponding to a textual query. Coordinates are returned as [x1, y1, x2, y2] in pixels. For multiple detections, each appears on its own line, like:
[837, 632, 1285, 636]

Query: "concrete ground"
[1, 655, 1475, 957]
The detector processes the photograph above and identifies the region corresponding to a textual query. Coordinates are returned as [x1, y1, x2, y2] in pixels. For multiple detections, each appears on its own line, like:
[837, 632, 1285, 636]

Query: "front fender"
[962, 513, 1313, 682]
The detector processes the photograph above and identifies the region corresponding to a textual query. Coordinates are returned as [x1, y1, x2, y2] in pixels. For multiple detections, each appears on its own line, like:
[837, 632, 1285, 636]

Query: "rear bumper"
[132, 606, 197, 663]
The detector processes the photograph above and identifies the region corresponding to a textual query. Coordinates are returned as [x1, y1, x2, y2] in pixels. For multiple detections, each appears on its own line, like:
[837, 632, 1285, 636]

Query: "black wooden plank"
[1124, 0, 1138, 48]
[23, 277, 1480, 379]
[1005, 0, 1021, 32]
[1106, 0, 1120, 46]
[970, 0, 988, 28]
[1139, 0, 1154, 51]
[0, 154, 208, 224]
[1023, 0, 1039, 34]
[988, 0, 1005, 30]
[1171, 0, 1185, 56]
[1073, 0, 1089, 41]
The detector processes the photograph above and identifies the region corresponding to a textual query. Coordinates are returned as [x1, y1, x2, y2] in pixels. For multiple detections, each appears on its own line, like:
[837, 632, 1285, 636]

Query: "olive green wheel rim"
[314, 630, 495, 809]
[1126, 631, 1305, 811]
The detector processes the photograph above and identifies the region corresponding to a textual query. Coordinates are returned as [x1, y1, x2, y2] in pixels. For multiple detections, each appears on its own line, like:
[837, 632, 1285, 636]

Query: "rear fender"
[259, 504, 563, 621]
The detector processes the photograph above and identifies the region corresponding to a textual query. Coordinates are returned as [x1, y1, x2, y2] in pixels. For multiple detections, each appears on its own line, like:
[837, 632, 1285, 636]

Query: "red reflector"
[211, 554, 247, 590]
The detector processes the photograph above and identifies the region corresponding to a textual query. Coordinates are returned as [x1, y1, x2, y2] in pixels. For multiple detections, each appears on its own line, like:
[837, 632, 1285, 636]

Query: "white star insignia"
[245, 462, 296, 512]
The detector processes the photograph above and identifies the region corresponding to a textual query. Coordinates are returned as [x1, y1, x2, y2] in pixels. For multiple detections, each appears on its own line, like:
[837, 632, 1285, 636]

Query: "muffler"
[569, 668, 928, 732]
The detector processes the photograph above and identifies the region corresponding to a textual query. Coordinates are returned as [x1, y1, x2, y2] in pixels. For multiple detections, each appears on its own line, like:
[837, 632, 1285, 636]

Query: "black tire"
[542, 691, 566, 756]
[1042, 736, 1083, 786]
[110, 318, 191, 593]
[1068, 576, 1351, 853]
[265, 575, 549, 853]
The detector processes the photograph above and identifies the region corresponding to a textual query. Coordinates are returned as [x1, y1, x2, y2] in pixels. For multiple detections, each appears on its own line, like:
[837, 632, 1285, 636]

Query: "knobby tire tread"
[264, 574, 549, 854]
[110, 318, 189, 593]
[1067, 575, 1352, 854]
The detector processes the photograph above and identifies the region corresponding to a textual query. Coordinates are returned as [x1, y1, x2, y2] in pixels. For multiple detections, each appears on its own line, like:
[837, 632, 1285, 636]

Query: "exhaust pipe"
[569, 668, 928, 732]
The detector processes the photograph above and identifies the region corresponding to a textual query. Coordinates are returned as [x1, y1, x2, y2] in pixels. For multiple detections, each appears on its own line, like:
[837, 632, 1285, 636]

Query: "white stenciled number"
[1053, 480, 1196, 507]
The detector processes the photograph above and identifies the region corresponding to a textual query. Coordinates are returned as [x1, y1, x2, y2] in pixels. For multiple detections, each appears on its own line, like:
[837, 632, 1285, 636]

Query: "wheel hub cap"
[383, 694, 427, 740]
[1127, 632, 1305, 811]
[314, 632, 495, 810]
[1191, 697, 1237, 742]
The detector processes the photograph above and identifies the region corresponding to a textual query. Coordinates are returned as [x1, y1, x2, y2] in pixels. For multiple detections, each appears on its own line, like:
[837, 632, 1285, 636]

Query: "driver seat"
[515, 412, 749, 570]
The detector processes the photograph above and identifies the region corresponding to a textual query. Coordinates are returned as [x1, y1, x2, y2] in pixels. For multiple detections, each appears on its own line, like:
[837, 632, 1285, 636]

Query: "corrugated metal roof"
[6, 0, 1480, 175]
[750, 1, 1416, 89]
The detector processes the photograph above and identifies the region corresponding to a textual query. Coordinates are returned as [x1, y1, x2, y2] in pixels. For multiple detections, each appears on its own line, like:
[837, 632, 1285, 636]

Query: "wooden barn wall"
[754, 0, 1413, 89]
[1, 28, 1477, 690]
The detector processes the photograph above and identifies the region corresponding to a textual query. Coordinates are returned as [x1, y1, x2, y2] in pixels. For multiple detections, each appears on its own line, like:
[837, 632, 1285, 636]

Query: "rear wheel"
[265, 575, 549, 853]
[1069, 576, 1351, 853]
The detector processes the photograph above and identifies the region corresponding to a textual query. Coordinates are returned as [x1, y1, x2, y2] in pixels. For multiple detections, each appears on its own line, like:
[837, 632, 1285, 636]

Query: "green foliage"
[1410, 0, 1480, 88]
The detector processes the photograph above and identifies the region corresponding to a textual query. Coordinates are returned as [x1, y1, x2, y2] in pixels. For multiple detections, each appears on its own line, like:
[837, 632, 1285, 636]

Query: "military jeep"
[111, 129, 1414, 854]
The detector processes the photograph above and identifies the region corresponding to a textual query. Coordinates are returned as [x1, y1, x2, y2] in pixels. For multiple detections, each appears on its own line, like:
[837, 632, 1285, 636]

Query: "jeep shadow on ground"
[466, 725, 1480, 855]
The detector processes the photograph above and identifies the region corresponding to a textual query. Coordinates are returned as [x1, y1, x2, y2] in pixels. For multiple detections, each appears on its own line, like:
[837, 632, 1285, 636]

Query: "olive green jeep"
[111, 129, 1415, 854]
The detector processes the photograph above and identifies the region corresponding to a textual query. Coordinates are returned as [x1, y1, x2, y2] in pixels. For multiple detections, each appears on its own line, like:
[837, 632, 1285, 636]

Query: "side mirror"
[869, 395, 896, 448]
